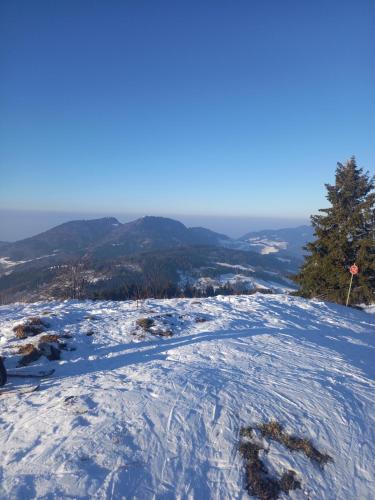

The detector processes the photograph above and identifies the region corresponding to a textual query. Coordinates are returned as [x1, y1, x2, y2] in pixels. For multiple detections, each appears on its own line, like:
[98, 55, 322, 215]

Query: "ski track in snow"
[0, 294, 374, 499]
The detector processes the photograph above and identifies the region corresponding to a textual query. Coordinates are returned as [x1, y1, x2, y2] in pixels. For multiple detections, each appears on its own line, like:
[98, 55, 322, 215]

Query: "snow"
[277, 257, 291, 263]
[216, 262, 255, 272]
[178, 266, 292, 293]
[241, 238, 288, 255]
[0, 256, 26, 268]
[0, 253, 60, 275]
[0, 295, 374, 499]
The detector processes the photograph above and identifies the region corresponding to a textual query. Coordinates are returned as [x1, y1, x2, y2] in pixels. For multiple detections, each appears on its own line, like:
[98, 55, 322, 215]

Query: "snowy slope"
[0, 295, 374, 499]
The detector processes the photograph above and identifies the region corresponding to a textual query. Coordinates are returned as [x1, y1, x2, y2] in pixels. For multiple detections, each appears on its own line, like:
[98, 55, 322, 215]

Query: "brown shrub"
[28, 317, 48, 327]
[136, 317, 155, 331]
[39, 334, 60, 343]
[18, 343, 36, 355]
[18, 345, 41, 366]
[13, 317, 48, 338]
[13, 325, 28, 339]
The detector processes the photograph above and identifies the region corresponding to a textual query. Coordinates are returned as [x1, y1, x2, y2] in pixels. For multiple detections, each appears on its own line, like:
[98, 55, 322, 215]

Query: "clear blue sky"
[0, 0, 374, 236]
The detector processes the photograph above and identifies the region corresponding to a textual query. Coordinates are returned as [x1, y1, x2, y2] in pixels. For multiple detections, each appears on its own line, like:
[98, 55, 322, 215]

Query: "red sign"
[350, 264, 359, 275]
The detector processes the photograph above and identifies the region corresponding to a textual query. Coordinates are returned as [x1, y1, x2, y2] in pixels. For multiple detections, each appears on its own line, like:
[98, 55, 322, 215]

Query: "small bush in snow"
[136, 317, 155, 331]
[12, 317, 48, 338]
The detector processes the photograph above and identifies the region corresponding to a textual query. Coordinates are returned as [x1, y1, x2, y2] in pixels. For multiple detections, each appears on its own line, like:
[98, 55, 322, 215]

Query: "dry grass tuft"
[17, 343, 37, 355]
[239, 435, 293, 500]
[239, 424, 303, 499]
[239, 420, 332, 498]
[258, 421, 283, 440]
[18, 344, 42, 366]
[239, 426, 254, 439]
[13, 325, 27, 339]
[12, 317, 48, 338]
[16, 335, 62, 366]
[258, 420, 332, 466]
[280, 470, 301, 493]
[39, 334, 60, 343]
[136, 317, 155, 331]
[28, 317, 48, 327]
[239, 440, 262, 461]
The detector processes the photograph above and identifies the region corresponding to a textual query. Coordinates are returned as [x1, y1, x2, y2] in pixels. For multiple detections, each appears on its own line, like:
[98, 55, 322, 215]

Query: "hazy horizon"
[0, 208, 309, 242]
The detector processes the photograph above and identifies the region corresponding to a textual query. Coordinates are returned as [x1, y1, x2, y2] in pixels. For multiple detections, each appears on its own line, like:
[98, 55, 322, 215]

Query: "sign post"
[346, 263, 358, 306]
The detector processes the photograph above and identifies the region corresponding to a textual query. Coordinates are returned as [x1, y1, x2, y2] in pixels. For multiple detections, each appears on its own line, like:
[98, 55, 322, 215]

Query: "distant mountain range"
[0, 216, 312, 261]
[0, 216, 230, 262]
[0, 216, 313, 303]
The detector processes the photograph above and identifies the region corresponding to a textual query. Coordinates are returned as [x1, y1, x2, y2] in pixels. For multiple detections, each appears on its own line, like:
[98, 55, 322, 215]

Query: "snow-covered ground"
[0, 294, 374, 499]
[178, 264, 294, 294]
[239, 238, 288, 255]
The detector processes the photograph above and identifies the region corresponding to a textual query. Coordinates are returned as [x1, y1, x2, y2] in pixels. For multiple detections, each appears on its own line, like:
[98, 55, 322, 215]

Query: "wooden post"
[346, 263, 358, 307]
[346, 273, 354, 307]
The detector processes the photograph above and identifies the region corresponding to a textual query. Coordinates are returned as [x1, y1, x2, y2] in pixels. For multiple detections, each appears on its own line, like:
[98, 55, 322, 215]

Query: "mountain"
[89, 216, 230, 258]
[0, 295, 374, 498]
[0, 216, 308, 303]
[0, 217, 121, 261]
[0, 216, 312, 264]
[0, 216, 231, 263]
[0, 244, 299, 303]
[240, 225, 314, 257]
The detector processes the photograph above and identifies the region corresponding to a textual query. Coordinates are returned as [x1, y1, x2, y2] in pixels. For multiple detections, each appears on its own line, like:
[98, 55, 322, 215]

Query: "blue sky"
[0, 0, 374, 239]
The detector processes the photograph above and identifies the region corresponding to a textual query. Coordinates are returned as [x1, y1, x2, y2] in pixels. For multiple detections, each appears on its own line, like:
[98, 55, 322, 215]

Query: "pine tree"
[293, 157, 375, 305]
